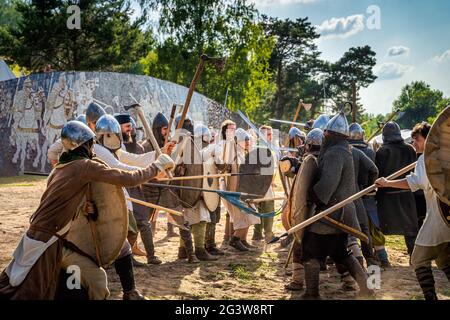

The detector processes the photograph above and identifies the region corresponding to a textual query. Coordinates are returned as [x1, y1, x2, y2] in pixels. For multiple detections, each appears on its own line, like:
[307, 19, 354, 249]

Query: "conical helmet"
[61, 121, 95, 151]
[312, 114, 331, 130]
[349, 123, 364, 141]
[85, 102, 106, 124]
[324, 103, 351, 136]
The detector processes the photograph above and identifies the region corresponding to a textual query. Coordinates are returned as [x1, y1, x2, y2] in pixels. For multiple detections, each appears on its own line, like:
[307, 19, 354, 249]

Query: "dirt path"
[0, 177, 448, 300]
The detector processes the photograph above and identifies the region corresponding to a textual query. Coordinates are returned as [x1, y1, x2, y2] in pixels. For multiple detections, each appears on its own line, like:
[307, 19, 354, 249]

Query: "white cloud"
[316, 15, 365, 40]
[433, 50, 450, 63]
[374, 62, 414, 80]
[387, 46, 410, 57]
[250, 0, 316, 6]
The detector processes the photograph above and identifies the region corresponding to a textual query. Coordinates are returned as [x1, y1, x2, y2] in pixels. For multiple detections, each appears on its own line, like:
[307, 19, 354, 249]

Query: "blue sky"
[252, 0, 450, 115]
[132, 0, 450, 115]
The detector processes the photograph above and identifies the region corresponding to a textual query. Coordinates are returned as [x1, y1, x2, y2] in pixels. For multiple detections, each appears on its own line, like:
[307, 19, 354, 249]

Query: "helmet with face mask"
[61, 121, 95, 151]
[95, 114, 123, 151]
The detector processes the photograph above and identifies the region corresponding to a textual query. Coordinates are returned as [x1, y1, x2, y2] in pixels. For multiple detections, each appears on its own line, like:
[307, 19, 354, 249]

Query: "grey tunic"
[309, 140, 360, 235]
[351, 147, 379, 226]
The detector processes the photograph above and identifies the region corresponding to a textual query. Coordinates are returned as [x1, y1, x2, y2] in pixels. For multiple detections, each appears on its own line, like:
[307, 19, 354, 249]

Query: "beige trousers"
[60, 247, 109, 300]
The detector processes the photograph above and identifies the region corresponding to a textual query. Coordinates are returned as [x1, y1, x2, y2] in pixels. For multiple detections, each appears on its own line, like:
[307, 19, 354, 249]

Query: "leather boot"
[178, 246, 187, 259]
[114, 254, 144, 299]
[195, 247, 219, 261]
[242, 240, 257, 249]
[341, 255, 374, 297]
[302, 259, 321, 300]
[285, 263, 304, 291]
[139, 221, 161, 264]
[123, 288, 147, 300]
[341, 272, 357, 291]
[376, 249, 391, 269]
[183, 236, 199, 264]
[205, 223, 224, 255]
[229, 236, 249, 252]
[167, 222, 179, 237]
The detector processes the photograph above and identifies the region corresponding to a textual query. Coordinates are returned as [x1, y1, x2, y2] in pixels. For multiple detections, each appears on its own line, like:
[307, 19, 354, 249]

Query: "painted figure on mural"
[10, 78, 46, 172]
[74, 72, 99, 117]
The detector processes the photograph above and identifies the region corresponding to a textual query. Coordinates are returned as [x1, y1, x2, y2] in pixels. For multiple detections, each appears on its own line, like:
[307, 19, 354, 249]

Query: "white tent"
[0, 59, 16, 81]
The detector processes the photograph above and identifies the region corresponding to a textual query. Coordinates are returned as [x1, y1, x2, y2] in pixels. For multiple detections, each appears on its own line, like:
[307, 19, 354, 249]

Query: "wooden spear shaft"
[176, 55, 207, 131]
[126, 197, 183, 217]
[128, 94, 173, 179]
[286, 161, 417, 236]
[165, 104, 178, 145]
[155, 172, 248, 182]
[248, 196, 286, 204]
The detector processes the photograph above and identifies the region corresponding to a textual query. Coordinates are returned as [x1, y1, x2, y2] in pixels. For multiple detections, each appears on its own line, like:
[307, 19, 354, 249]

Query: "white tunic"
[406, 155, 450, 247]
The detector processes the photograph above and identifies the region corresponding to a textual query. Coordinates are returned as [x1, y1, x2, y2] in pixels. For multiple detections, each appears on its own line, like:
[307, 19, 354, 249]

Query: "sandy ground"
[0, 176, 448, 300]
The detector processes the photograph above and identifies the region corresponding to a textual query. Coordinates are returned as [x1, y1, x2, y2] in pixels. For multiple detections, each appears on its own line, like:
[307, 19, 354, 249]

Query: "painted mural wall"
[0, 71, 237, 176]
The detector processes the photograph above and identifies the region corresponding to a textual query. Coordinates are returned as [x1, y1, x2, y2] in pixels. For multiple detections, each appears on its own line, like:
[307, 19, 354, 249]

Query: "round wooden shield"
[65, 181, 128, 268]
[287, 155, 318, 242]
[424, 105, 450, 205]
[203, 157, 220, 212]
[237, 147, 275, 200]
[171, 136, 203, 208]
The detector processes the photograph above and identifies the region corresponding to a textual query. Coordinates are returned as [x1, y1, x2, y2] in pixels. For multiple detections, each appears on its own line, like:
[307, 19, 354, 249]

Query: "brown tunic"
[0, 159, 159, 300]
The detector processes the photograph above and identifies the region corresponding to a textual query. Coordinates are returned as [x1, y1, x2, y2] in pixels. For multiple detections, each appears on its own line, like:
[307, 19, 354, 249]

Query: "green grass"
[0, 175, 47, 187]
[229, 263, 254, 282]
[384, 235, 407, 252]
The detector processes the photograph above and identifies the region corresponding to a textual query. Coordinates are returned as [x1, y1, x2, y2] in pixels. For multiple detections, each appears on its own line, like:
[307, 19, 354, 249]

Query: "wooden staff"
[367, 108, 400, 142]
[247, 196, 286, 204]
[126, 197, 183, 217]
[127, 94, 173, 179]
[165, 103, 178, 145]
[270, 161, 417, 243]
[155, 172, 258, 182]
[283, 100, 303, 147]
[176, 54, 225, 131]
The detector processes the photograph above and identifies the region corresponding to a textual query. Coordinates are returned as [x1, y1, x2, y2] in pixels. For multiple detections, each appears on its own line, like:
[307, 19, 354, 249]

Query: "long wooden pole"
[285, 161, 417, 236]
[128, 94, 173, 179]
[126, 197, 183, 217]
[176, 55, 207, 131]
[247, 196, 286, 204]
[165, 104, 178, 145]
[155, 172, 255, 182]
[367, 109, 400, 142]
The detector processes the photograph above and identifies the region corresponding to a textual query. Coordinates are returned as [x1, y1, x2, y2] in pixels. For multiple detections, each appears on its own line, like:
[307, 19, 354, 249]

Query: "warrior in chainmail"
[301, 111, 373, 299]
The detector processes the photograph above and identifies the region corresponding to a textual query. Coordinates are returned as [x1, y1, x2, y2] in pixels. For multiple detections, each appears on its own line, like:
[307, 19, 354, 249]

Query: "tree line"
[0, 0, 447, 135]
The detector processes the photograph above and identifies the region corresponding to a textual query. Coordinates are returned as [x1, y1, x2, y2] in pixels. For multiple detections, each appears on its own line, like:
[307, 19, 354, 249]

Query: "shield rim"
[287, 154, 318, 242]
[424, 105, 450, 205]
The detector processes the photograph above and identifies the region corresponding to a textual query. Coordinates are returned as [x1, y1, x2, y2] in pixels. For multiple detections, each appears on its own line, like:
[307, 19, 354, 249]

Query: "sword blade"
[237, 110, 281, 159]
